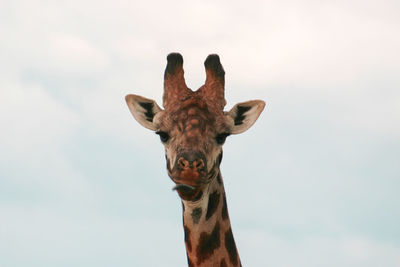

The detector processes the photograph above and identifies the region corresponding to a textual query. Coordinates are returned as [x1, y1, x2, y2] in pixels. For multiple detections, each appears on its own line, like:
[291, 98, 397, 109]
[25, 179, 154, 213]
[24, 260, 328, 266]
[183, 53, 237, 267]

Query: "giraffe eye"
[216, 133, 230, 145]
[156, 131, 170, 143]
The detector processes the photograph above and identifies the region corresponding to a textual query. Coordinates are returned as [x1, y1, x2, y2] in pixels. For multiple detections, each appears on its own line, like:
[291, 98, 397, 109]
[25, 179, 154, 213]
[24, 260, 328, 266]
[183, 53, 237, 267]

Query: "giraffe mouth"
[172, 184, 196, 193]
[169, 165, 217, 201]
[168, 164, 217, 187]
[172, 183, 203, 201]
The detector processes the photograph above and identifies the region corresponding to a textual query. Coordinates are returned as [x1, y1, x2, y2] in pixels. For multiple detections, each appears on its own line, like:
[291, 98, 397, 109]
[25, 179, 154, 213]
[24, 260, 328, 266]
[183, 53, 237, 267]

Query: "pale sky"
[1, 0, 400, 266]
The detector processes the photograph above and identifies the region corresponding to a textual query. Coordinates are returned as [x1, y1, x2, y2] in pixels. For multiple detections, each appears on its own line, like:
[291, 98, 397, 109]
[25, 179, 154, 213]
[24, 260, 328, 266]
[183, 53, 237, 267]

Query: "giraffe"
[125, 53, 265, 267]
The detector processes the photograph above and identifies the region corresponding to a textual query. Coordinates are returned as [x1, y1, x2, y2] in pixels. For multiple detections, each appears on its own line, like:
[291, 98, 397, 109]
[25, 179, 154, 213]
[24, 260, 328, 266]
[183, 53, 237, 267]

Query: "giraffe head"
[126, 53, 265, 201]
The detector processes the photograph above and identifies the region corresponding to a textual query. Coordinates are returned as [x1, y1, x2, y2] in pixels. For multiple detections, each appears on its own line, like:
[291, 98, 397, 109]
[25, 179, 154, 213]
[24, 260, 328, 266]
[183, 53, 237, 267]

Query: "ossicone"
[198, 54, 226, 110]
[163, 52, 191, 109]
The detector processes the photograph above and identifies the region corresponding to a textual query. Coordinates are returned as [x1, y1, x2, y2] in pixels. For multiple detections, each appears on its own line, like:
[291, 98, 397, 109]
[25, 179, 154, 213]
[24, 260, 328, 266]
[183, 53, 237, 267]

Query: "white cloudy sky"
[1, 0, 400, 266]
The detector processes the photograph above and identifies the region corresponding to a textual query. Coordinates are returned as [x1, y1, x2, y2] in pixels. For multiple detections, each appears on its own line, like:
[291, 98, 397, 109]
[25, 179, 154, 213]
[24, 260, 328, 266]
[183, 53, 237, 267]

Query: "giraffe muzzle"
[170, 151, 208, 186]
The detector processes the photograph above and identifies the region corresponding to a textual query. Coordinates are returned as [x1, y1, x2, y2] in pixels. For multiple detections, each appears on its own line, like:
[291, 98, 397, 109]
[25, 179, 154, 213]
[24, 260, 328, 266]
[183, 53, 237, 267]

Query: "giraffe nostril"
[177, 157, 205, 170]
[194, 159, 205, 169]
[178, 158, 188, 169]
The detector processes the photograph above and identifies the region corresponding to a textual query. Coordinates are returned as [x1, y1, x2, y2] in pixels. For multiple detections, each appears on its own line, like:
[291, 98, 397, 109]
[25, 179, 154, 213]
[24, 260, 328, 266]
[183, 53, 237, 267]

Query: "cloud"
[237, 229, 400, 267]
[0, 77, 95, 204]
[0, 79, 78, 155]
[45, 34, 109, 74]
[0, 205, 187, 267]
[1, 0, 399, 266]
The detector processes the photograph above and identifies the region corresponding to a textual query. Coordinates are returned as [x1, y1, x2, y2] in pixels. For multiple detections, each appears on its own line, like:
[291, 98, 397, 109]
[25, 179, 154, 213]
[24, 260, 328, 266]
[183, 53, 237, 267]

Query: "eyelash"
[216, 133, 230, 145]
[155, 131, 170, 143]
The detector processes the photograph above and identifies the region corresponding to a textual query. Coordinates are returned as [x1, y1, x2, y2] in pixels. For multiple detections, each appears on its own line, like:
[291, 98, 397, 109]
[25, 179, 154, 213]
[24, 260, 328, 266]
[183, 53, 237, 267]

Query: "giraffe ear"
[226, 100, 266, 134]
[125, 94, 163, 131]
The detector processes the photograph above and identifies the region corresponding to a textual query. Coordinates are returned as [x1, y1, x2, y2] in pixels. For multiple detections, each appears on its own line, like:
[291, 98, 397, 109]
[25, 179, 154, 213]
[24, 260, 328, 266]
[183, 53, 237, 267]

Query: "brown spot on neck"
[225, 227, 239, 266]
[196, 222, 221, 265]
[191, 207, 202, 224]
[184, 226, 192, 252]
[206, 190, 221, 220]
[221, 194, 229, 221]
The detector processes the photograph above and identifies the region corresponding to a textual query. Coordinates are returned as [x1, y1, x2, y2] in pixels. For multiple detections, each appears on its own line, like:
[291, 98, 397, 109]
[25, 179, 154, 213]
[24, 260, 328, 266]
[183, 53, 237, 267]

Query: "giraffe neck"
[181, 171, 241, 267]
